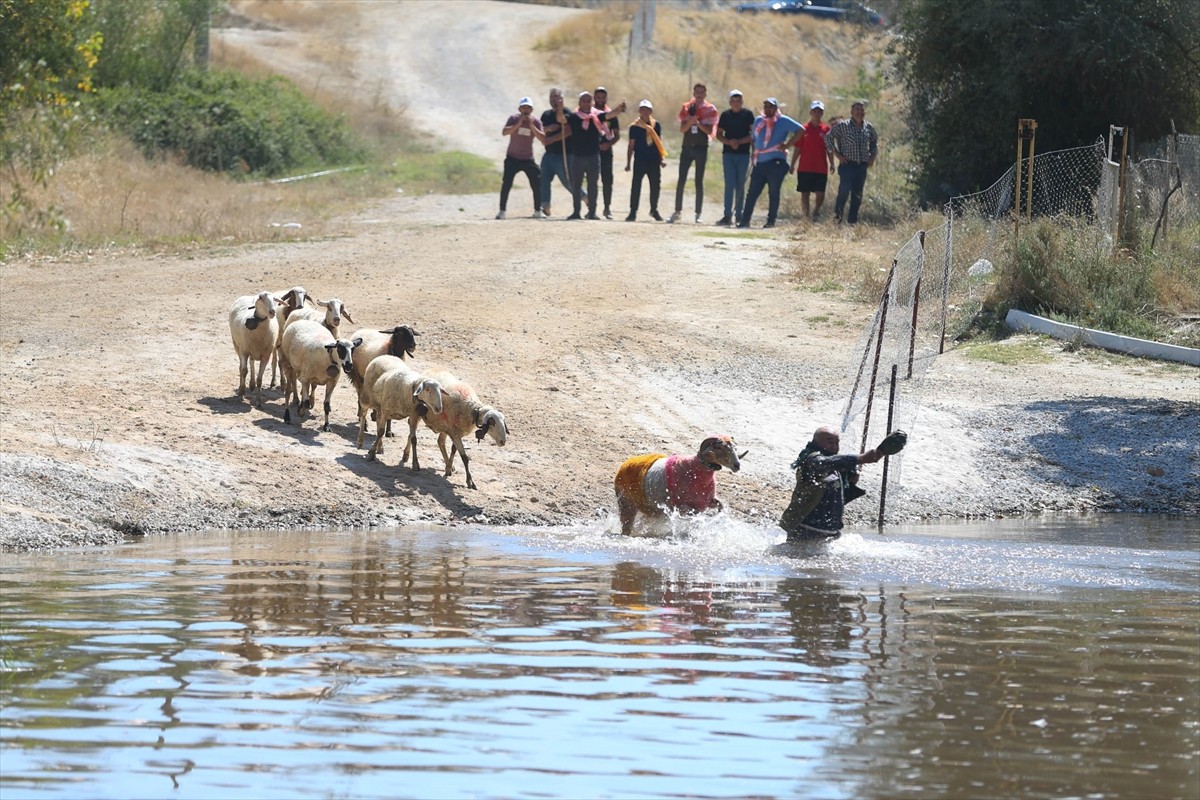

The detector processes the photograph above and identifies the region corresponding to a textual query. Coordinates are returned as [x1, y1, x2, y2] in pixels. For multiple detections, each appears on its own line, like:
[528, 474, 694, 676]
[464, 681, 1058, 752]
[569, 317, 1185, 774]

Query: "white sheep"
[269, 286, 314, 389]
[406, 368, 508, 490]
[228, 291, 283, 408]
[356, 355, 445, 461]
[348, 324, 420, 435]
[283, 296, 352, 338]
[280, 318, 362, 431]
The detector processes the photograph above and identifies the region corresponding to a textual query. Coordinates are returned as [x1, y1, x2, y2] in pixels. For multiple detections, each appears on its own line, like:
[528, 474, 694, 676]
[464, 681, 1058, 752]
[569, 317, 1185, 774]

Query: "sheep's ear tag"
[326, 365, 339, 378]
[245, 317, 259, 330]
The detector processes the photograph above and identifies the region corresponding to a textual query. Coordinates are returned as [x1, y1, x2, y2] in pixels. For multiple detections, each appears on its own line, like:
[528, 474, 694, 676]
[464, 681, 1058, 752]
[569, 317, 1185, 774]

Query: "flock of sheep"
[228, 287, 508, 490]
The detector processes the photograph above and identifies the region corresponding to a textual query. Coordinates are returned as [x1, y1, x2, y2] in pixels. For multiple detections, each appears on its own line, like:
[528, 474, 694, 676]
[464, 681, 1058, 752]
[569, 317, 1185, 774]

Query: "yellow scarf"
[631, 117, 668, 159]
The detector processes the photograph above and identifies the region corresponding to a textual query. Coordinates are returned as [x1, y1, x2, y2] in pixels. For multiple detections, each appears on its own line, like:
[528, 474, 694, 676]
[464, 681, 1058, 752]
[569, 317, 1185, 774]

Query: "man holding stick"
[538, 88, 573, 218]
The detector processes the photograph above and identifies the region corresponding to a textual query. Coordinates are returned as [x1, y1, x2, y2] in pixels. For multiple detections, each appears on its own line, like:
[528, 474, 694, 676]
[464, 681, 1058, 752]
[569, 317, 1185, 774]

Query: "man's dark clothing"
[499, 156, 541, 213]
[779, 445, 861, 540]
[718, 108, 755, 154]
[567, 112, 605, 216]
[834, 161, 869, 224]
[598, 116, 619, 214]
[675, 145, 708, 215]
[628, 122, 662, 216]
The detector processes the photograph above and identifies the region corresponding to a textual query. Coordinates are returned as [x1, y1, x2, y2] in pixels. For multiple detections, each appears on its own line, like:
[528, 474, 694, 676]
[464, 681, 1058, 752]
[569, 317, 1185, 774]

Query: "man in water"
[779, 426, 895, 541]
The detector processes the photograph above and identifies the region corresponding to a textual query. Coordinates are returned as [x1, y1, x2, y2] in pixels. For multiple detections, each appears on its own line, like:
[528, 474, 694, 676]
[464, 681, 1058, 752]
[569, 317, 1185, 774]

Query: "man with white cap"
[715, 89, 755, 226]
[497, 97, 546, 219]
[789, 100, 836, 222]
[826, 99, 879, 225]
[737, 97, 802, 229]
[624, 99, 667, 221]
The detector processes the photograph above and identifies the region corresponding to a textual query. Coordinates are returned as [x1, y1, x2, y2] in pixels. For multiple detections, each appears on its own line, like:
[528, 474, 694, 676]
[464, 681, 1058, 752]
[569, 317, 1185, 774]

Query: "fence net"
[836, 128, 1198, 521]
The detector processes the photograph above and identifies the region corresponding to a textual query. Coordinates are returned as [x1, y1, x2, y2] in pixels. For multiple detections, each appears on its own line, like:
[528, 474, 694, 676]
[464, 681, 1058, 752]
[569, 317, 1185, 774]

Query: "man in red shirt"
[789, 100, 836, 222]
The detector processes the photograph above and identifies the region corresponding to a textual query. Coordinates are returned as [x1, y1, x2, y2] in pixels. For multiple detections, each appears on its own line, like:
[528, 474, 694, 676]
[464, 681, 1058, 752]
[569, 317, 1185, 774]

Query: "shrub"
[989, 218, 1161, 340]
[92, 68, 366, 177]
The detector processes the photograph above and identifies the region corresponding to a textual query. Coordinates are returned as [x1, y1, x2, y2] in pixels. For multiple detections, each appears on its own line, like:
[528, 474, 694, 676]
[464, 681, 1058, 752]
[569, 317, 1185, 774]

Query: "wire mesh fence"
[835, 126, 1197, 523]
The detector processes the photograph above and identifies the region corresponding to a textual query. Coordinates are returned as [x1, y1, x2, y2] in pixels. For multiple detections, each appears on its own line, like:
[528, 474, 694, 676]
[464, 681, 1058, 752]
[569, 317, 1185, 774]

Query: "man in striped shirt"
[826, 100, 879, 225]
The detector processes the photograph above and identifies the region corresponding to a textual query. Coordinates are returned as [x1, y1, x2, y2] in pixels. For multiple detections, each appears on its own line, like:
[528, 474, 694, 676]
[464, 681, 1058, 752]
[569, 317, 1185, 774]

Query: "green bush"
[93, 69, 366, 177]
[990, 218, 1160, 339]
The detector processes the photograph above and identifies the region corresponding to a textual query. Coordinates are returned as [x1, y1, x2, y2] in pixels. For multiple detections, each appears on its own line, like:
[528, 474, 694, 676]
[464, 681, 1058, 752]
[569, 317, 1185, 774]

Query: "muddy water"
[1, 516, 1197, 799]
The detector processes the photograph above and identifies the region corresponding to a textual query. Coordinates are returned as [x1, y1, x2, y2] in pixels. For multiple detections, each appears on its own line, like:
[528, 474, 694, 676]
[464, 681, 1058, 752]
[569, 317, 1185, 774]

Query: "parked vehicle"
[798, 0, 889, 27]
[735, 0, 808, 13]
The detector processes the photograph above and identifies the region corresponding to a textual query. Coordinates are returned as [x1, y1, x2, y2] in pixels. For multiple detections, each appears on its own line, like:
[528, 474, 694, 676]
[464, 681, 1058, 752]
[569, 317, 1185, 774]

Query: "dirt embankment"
[2, 1, 1196, 550]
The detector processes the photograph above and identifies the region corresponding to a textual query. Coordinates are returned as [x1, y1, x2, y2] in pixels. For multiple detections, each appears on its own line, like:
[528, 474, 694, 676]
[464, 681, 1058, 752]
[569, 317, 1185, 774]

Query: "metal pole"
[939, 210, 952, 354]
[908, 275, 922, 380]
[877, 363, 898, 532]
[860, 261, 895, 454]
[843, 264, 893, 431]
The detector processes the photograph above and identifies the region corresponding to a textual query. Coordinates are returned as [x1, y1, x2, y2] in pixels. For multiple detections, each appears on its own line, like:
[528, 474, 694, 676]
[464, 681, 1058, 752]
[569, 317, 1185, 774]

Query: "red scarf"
[574, 108, 610, 138]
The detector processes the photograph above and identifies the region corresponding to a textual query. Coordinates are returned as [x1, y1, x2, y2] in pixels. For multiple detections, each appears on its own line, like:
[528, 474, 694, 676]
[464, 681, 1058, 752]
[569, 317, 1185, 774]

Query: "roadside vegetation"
[0, 0, 492, 257]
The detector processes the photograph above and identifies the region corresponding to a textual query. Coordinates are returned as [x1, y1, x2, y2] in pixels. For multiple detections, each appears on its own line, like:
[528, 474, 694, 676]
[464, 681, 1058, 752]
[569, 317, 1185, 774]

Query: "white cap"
[729, 89, 743, 98]
[638, 99, 653, 109]
[810, 100, 825, 110]
[764, 97, 782, 107]
[518, 97, 533, 108]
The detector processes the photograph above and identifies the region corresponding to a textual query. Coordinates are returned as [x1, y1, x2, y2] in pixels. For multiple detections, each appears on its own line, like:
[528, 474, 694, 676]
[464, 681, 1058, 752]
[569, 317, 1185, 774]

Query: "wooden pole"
[1024, 122, 1037, 222]
[860, 261, 896, 454]
[1116, 125, 1130, 246]
[1014, 119, 1023, 242]
[877, 363, 899, 532]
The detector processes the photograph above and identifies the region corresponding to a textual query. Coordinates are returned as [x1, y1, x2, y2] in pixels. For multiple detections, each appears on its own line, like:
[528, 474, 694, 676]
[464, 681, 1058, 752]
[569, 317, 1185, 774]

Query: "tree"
[892, 0, 1200, 203]
[1, 0, 102, 233]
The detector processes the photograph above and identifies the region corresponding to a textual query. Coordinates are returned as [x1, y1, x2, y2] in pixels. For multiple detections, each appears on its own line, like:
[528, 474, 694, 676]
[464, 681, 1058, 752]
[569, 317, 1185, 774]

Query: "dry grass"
[537, 5, 896, 121]
[6, 135, 388, 249]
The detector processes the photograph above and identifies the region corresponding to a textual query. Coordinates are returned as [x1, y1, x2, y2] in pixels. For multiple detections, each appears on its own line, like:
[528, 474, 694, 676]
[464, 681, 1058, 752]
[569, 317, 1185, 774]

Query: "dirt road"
[2, 1, 1196, 549]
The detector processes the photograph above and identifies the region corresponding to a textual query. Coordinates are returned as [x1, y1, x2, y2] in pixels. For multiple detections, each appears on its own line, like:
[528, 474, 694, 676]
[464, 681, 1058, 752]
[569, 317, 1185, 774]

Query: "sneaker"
[736, 221, 750, 229]
[495, 210, 506, 220]
[566, 213, 582, 220]
[650, 210, 663, 221]
[763, 221, 776, 228]
[604, 208, 613, 219]
[668, 211, 681, 224]
[585, 213, 600, 220]
[625, 213, 636, 222]
[695, 215, 703, 224]
[811, 212, 820, 222]
[715, 216, 732, 226]
[542, 206, 551, 217]
[533, 209, 547, 219]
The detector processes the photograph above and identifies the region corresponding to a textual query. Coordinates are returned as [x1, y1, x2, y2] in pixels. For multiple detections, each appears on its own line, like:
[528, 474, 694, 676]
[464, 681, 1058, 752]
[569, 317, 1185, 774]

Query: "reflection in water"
[1, 519, 1197, 800]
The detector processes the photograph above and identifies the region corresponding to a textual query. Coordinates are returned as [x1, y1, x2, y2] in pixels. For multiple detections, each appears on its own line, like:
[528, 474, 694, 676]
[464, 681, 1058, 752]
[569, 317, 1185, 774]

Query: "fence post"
[877, 363, 899, 532]
[940, 209, 952, 354]
[1116, 125, 1131, 246]
[860, 261, 895, 454]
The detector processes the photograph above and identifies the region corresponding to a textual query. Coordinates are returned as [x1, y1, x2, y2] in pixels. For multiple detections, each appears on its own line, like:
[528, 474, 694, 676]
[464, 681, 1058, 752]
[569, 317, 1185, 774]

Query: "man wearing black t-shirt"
[715, 90, 755, 226]
[538, 88, 573, 217]
[566, 91, 607, 220]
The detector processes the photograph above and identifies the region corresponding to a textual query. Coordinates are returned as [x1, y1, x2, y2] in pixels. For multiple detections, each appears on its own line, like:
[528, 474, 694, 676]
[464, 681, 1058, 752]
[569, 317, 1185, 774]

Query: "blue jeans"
[722, 152, 750, 219]
[834, 161, 869, 224]
[739, 158, 789, 225]
[540, 149, 573, 212]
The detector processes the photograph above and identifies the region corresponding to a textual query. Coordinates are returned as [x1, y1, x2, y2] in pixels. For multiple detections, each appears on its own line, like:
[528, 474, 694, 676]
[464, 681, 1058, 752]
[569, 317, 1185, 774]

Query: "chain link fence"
[837, 127, 1197, 522]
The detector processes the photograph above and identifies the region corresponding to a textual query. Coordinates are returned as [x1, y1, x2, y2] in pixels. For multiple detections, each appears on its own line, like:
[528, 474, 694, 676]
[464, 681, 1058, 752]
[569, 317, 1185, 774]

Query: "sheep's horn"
[739, 449, 749, 459]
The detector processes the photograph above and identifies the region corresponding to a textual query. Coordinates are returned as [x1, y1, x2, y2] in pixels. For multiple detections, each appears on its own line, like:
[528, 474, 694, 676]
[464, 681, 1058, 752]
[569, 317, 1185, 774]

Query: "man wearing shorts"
[790, 100, 835, 222]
